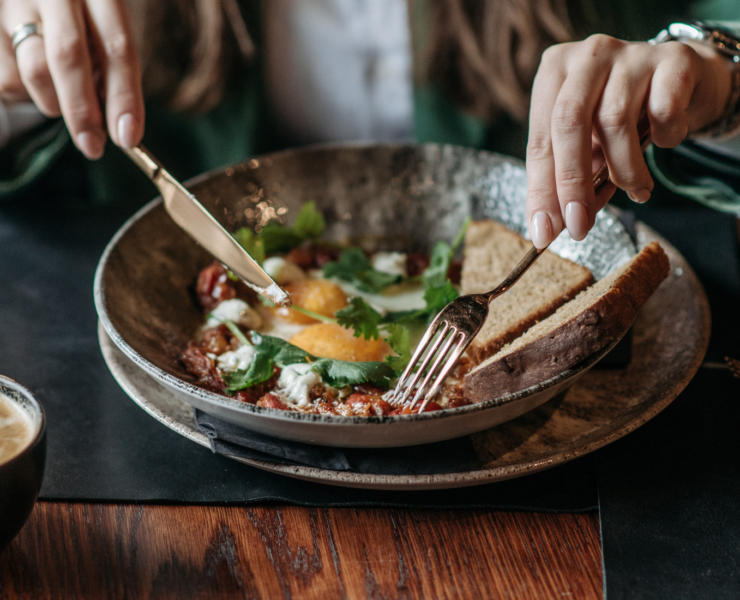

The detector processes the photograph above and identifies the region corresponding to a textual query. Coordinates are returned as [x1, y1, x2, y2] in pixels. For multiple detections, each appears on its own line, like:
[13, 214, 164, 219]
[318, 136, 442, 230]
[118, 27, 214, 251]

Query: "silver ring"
[11, 23, 43, 53]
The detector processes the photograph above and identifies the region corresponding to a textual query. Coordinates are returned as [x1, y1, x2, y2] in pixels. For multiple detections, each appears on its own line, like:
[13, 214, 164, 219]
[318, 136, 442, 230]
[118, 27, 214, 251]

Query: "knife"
[124, 145, 292, 308]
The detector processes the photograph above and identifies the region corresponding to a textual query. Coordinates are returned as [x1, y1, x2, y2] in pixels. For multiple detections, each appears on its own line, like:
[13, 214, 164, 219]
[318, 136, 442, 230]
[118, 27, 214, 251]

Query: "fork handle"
[483, 244, 545, 302]
[484, 116, 652, 303]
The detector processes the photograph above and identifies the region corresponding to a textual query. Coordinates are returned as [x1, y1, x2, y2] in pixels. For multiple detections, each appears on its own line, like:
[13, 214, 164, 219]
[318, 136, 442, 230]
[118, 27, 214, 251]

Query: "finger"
[8, 10, 62, 116]
[526, 46, 567, 249]
[85, 0, 144, 148]
[0, 26, 30, 102]
[39, 0, 106, 159]
[648, 41, 699, 149]
[590, 138, 617, 211]
[594, 56, 654, 202]
[550, 36, 615, 242]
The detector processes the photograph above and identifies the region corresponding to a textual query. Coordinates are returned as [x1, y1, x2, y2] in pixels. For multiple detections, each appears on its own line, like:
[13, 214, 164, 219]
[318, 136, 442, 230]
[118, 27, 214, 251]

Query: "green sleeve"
[0, 120, 69, 200]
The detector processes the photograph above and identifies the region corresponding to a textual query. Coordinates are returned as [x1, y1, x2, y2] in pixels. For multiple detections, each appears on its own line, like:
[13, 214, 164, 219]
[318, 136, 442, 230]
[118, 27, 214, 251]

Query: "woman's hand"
[0, 0, 144, 159]
[526, 34, 735, 248]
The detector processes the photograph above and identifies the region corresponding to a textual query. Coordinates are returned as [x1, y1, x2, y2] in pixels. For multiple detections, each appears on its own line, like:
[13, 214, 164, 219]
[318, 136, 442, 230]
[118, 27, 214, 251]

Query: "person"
[0, 0, 738, 243]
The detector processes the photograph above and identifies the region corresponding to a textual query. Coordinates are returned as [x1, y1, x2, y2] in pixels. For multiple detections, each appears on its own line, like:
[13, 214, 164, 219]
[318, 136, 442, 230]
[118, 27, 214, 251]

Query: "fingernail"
[564, 202, 589, 241]
[117, 113, 138, 149]
[76, 130, 106, 160]
[627, 188, 651, 204]
[530, 211, 553, 249]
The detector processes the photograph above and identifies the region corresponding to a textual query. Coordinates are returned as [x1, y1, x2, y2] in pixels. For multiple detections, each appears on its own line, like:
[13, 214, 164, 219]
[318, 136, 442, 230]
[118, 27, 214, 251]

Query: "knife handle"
[124, 146, 162, 181]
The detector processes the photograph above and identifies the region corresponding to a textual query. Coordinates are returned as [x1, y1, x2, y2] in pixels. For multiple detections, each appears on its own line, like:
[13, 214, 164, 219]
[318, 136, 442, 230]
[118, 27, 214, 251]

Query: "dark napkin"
[598, 205, 740, 599]
[195, 410, 482, 474]
[0, 198, 596, 510]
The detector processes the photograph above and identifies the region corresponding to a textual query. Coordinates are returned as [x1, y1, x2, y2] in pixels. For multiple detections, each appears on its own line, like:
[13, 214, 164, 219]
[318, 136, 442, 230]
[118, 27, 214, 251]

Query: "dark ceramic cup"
[0, 376, 46, 553]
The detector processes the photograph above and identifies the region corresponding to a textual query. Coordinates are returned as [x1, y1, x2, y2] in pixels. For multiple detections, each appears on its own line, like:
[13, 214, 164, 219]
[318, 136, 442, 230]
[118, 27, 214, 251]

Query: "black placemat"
[598, 205, 740, 599]
[0, 199, 596, 510]
[195, 410, 484, 474]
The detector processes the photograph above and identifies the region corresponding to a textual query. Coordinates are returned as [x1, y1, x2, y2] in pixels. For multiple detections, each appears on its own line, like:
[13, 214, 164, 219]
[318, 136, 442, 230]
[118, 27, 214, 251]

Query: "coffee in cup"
[0, 393, 35, 466]
[0, 376, 46, 552]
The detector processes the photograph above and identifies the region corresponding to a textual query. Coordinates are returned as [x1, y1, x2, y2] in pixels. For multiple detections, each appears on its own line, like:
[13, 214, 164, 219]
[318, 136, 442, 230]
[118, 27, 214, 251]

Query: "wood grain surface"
[1, 503, 602, 599]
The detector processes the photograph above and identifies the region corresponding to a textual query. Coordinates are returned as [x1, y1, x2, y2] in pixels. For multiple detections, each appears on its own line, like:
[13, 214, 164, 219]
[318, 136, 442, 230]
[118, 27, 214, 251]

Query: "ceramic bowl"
[0, 376, 46, 552]
[94, 144, 636, 448]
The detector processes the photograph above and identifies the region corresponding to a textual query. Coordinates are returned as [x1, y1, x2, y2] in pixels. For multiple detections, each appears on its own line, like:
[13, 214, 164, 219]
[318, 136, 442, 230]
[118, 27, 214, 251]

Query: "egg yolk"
[289, 323, 392, 362]
[271, 279, 348, 324]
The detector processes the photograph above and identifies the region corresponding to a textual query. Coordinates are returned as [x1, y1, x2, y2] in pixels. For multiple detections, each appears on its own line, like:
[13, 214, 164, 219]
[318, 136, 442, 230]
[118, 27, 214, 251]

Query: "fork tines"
[389, 317, 468, 413]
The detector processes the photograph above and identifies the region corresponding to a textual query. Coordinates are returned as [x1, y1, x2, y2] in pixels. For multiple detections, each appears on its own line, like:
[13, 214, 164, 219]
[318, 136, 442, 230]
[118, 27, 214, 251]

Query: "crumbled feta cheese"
[371, 252, 407, 277]
[216, 344, 257, 372]
[275, 363, 321, 407]
[206, 298, 262, 329]
[263, 257, 307, 285]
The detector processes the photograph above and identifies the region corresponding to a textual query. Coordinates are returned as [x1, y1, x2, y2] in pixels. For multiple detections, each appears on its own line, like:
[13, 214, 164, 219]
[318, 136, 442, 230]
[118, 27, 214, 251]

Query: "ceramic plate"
[98, 217, 708, 489]
[94, 144, 707, 451]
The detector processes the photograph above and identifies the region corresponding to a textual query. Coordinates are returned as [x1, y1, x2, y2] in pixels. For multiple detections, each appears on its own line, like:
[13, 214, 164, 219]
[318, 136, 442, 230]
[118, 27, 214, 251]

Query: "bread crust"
[462, 220, 595, 363]
[463, 242, 670, 402]
[466, 277, 594, 363]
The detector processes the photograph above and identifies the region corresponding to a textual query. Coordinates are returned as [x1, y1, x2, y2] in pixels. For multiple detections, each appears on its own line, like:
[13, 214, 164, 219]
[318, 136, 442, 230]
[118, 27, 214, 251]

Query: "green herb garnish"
[221, 331, 396, 392]
[421, 217, 470, 289]
[261, 201, 325, 254]
[383, 323, 411, 372]
[335, 299, 410, 372]
[233, 227, 266, 265]
[322, 248, 402, 293]
[233, 201, 326, 258]
[335, 297, 382, 340]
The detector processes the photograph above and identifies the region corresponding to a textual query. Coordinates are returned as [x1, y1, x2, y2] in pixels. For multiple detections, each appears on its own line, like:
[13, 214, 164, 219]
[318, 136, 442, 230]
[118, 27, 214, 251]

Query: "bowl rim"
[93, 185, 626, 427]
[0, 375, 46, 467]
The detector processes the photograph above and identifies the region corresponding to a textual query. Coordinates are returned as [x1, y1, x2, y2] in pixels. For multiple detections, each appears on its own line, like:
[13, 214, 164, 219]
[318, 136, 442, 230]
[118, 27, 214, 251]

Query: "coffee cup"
[0, 376, 46, 553]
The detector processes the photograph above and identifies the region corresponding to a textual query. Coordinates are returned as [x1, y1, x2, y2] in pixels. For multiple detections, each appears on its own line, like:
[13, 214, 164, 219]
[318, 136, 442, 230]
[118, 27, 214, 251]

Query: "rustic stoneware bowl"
[94, 144, 637, 448]
[0, 376, 46, 552]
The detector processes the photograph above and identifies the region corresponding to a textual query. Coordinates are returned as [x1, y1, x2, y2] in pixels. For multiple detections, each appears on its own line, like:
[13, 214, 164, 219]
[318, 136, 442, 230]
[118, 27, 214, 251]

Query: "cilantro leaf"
[292, 201, 325, 240]
[384, 281, 459, 325]
[222, 352, 275, 391]
[420, 218, 470, 289]
[221, 332, 394, 391]
[311, 358, 395, 388]
[233, 227, 266, 265]
[422, 240, 452, 289]
[323, 247, 371, 279]
[335, 297, 381, 340]
[257, 201, 326, 255]
[251, 334, 314, 366]
[323, 248, 402, 293]
[260, 223, 305, 255]
[352, 269, 403, 294]
[422, 280, 459, 319]
[451, 217, 472, 252]
[383, 323, 411, 373]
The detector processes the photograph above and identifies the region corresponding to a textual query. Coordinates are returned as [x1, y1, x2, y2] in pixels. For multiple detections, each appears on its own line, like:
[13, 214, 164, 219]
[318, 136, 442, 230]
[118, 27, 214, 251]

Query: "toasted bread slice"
[464, 242, 670, 401]
[461, 220, 594, 362]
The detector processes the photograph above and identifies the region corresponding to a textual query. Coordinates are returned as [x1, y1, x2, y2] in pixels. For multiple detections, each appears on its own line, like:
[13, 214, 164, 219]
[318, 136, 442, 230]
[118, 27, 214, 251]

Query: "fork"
[389, 121, 652, 413]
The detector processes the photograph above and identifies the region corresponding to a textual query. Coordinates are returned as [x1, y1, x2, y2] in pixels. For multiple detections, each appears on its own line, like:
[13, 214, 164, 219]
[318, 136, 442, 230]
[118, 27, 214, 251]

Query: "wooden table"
[2, 503, 602, 599]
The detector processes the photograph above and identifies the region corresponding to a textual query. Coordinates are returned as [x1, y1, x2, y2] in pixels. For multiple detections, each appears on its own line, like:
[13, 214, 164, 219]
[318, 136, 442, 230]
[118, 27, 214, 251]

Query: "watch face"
[667, 22, 705, 41]
[664, 22, 740, 59]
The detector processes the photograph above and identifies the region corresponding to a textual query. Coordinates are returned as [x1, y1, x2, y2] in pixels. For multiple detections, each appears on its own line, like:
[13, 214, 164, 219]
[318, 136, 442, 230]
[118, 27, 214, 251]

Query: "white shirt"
[262, 0, 413, 144]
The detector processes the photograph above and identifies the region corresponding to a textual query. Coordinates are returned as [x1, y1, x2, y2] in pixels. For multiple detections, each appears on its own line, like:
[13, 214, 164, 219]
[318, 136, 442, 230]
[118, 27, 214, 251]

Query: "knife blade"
[124, 146, 292, 308]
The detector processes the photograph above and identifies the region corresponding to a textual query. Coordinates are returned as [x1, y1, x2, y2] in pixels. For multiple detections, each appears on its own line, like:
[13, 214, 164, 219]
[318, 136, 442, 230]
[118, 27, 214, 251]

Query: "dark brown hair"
[130, 0, 254, 114]
[133, 0, 573, 122]
[425, 0, 573, 122]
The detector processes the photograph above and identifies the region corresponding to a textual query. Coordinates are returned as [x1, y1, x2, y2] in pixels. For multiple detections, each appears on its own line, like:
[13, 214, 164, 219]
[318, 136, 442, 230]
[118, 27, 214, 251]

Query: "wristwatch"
[650, 22, 740, 61]
[650, 22, 740, 138]
[648, 21, 740, 138]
